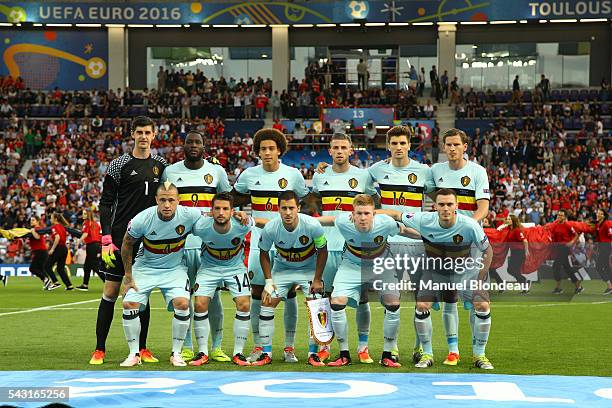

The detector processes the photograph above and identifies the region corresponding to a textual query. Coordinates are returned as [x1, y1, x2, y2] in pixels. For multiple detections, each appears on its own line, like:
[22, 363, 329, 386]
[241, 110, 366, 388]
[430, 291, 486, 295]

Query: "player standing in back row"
[232, 128, 309, 363]
[431, 128, 490, 367]
[310, 133, 379, 364]
[162, 130, 232, 363]
[90, 116, 167, 365]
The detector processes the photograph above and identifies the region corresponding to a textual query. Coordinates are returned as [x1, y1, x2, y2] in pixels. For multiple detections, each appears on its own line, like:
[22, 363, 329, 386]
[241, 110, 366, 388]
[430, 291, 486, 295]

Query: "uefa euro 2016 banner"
[0, 1, 610, 25]
[0, 30, 108, 90]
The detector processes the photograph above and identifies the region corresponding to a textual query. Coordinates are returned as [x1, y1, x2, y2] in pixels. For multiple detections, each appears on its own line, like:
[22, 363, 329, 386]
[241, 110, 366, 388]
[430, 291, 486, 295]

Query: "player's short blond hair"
[386, 125, 411, 146]
[352, 194, 375, 208]
[157, 181, 178, 194]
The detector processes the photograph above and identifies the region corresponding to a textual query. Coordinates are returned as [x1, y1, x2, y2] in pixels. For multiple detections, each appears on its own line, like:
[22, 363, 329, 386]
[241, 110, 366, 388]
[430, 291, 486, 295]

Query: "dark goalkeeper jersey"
[99, 153, 167, 246]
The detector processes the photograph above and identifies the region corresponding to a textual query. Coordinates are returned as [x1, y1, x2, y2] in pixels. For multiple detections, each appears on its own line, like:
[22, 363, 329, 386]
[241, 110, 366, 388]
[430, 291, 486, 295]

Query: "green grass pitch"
[0, 278, 610, 376]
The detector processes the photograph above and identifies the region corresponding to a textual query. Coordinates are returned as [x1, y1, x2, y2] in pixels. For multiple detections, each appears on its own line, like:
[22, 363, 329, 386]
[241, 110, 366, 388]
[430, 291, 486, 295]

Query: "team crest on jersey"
[231, 237, 241, 246]
[204, 174, 213, 184]
[348, 178, 359, 189]
[461, 176, 471, 187]
[299, 235, 309, 245]
[374, 235, 384, 244]
[453, 234, 464, 244]
[153, 166, 160, 176]
[408, 173, 418, 184]
[175, 225, 185, 235]
[278, 178, 288, 189]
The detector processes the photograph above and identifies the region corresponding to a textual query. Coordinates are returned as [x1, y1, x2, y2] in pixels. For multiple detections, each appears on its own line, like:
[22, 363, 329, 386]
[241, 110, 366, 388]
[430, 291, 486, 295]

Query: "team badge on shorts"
[248, 271, 254, 280]
[299, 235, 309, 245]
[190, 283, 200, 295]
[374, 235, 384, 244]
[461, 176, 471, 187]
[204, 174, 213, 184]
[231, 237, 241, 246]
[408, 173, 418, 184]
[153, 166, 160, 176]
[348, 178, 358, 189]
[278, 178, 288, 189]
[176, 225, 186, 235]
[453, 234, 464, 244]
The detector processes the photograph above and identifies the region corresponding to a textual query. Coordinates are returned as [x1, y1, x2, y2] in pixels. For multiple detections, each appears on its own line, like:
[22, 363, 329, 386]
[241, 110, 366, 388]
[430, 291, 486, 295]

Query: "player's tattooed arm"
[121, 232, 138, 281]
[371, 194, 381, 209]
[478, 245, 493, 282]
[231, 189, 251, 208]
[301, 192, 322, 213]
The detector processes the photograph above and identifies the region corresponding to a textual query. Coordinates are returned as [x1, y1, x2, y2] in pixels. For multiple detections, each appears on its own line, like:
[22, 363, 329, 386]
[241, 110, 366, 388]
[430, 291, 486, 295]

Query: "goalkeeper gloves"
[101, 234, 119, 268]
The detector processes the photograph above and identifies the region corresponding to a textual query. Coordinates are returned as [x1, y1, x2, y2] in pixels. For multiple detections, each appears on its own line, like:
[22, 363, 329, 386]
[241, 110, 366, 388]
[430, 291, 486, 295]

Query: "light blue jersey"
[259, 213, 326, 272]
[335, 213, 400, 265]
[312, 165, 377, 251]
[162, 160, 231, 249]
[234, 163, 309, 244]
[193, 216, 253, 268]
[400, 211, 490, 260]
[431, 161, 490, 217]
[368, 159, 435, 242]
[127, 205, 205, 271]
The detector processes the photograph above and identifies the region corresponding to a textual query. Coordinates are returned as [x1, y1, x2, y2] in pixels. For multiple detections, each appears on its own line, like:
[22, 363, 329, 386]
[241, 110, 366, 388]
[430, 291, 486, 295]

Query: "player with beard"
[162, 131, 232, 362]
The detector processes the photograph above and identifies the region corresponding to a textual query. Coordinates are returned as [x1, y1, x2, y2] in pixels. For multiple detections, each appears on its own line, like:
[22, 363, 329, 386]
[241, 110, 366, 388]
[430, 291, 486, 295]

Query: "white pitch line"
[0, 298, 103, 317]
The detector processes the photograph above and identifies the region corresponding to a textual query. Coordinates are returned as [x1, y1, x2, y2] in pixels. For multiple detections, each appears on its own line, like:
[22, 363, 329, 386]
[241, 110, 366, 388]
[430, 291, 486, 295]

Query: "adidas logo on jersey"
[177, 177, 183, 182]
[384, 175, 389, 179]
[151, 231, 157, 235]
[255, 181, 261, 185]
[279, 241, 285, 244]
[324, 181, 329, 185]
[438, 177, 443, 182]
[130, 170, 138, 176]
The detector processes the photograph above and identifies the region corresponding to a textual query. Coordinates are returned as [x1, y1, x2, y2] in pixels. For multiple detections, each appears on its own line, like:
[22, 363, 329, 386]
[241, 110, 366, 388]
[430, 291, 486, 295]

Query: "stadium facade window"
[292, 46, 404, 89]
[146, 47, 279, 89]
[398, 45, 437, 90]
[455, 42, 590, 89]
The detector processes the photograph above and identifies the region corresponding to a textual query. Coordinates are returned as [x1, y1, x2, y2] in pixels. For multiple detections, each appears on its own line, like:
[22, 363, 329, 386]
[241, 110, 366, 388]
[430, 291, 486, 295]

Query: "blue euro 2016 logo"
[345, 1, 369, 19]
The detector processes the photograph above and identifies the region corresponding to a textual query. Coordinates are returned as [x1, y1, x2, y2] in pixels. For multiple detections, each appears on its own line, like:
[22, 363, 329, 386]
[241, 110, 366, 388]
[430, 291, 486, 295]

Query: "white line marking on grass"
[0, 298, 102, 317]
[0, 290, 166, 316]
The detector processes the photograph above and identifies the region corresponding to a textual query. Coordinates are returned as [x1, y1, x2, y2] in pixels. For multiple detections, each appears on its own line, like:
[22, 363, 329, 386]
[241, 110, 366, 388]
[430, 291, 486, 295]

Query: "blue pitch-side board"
[0, 371, 611, 407]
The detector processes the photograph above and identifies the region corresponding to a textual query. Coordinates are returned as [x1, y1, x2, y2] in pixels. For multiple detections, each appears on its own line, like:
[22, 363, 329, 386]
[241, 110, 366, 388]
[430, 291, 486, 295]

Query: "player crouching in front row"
[317, 194, 418, 368]
[119, 183, 248, 367]
[253, 191, 329, 367]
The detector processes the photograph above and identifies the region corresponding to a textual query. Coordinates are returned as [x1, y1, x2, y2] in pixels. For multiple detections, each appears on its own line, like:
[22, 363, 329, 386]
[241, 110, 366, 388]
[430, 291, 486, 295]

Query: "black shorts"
[30, 250, 48, 275]
[99, 245, 140, 282]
